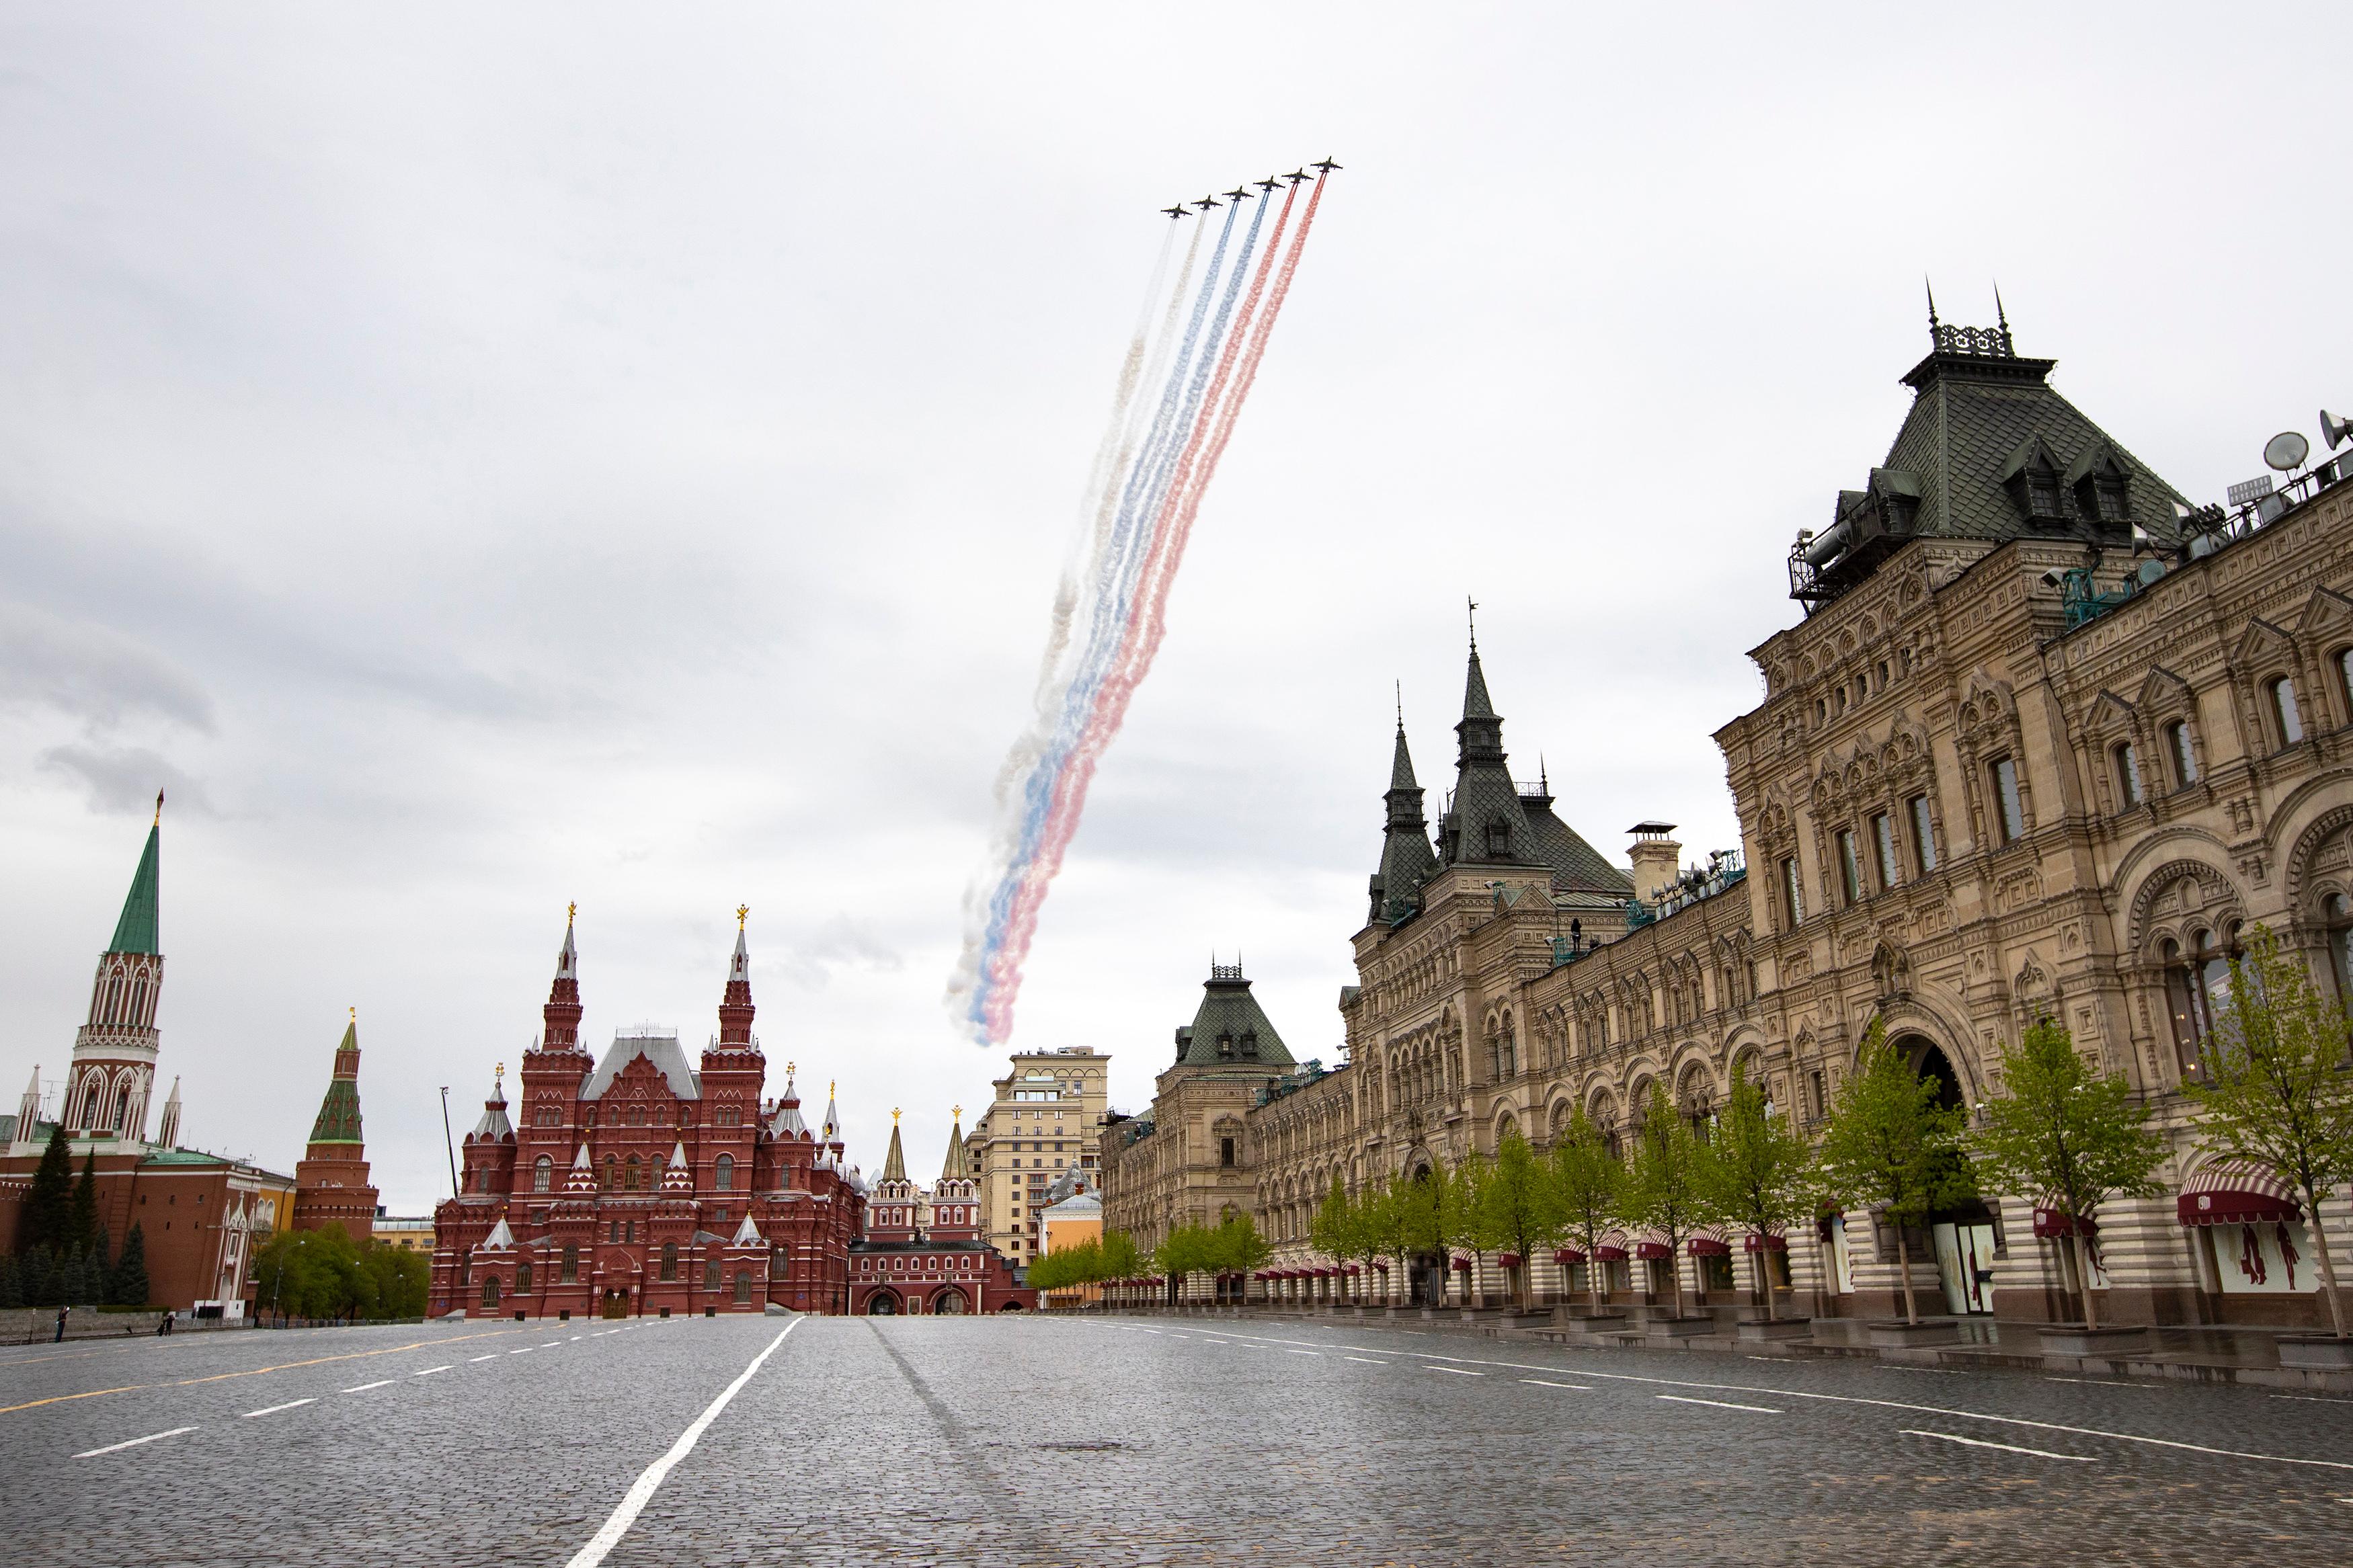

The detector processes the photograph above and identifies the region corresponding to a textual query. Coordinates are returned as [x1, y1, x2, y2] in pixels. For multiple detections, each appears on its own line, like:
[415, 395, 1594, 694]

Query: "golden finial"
[567, 901, 577, 923]
[891, 1106, 902, 1124]
[495, 1061, 505, 1083]
[350, 1006, 356, 1023]
[953, 1104, 963, 1120]
[787, 1060, 796, 1077]
[737, 903, 750, 929]
[154, 790, 163, 826]
[830, 1079, 836, 1097]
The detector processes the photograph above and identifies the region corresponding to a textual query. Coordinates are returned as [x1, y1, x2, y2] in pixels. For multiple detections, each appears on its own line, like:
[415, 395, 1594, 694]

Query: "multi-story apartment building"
[963, 1047, 1109, 1263]
[1106, 311, 2353, 1331]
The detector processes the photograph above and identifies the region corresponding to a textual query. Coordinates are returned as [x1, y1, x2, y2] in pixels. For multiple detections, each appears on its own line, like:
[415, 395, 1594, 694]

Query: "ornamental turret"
[293, 1012, 379, 1243]
[65, 801, 166, 1142]
[1368, 706, 1438, 926]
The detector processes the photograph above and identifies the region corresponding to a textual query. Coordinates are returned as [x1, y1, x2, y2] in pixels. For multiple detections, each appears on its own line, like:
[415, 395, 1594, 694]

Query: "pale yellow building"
[372, 1212, 435, 1254]
[1037, 1190, 1105, 1307]
[963, 1047, 1108, 1264]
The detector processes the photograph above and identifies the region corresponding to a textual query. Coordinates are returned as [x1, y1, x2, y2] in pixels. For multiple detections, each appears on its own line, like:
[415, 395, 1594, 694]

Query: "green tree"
[1026, 1239, 1093, 1293]
[1154, 1222, 1215, 1302]
[1618, 1085, 1720, 1319]
[69, 1149, 101, 1254]
[1398, 1156, 1476, 1304]
[110, 1222, 151, 1309]
[1308, 1175, 1369, 1300]
[18, 1122, 74, 1257]
[1550, 1106, 1627, 1311]
[1209, 1210, 1271, 1283]
[1814, 1018, 1972, 1324]
[90, 1227, 114, 1307]
[2187, 923, 2353, 1337]
[1694, 1061, 1817, 1321]
[254, 1227, 369, 1321]
[24, 1247, 58, 1308]
[1974, 1019, 2167, 1329]
[1471, 1126, 1562, 1309]
[1357, 1178, 1413, 1304]
[362, 1242, 430, 1319]
[1099, 1229, 1143, 1282]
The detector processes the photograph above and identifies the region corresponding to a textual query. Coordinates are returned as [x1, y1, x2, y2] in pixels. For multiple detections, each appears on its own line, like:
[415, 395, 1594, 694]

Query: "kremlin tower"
[292, 1013, 379, 1243]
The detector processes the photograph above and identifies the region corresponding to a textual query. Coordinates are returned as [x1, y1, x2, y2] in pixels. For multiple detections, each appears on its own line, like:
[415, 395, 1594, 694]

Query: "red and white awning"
[1592, 1229, 1630, 1262]
[2177, 1159, 2304, 1227]
[1686, 1225, 1733, 1257]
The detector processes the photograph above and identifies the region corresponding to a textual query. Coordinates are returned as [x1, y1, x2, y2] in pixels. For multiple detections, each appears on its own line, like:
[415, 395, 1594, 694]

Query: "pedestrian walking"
[54, 1305, 68, 1343]
[157, 1309, 175, 1337]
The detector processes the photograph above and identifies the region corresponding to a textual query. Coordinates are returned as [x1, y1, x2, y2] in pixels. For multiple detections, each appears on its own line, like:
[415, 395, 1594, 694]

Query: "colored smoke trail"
[949, 169, 1334, 1045]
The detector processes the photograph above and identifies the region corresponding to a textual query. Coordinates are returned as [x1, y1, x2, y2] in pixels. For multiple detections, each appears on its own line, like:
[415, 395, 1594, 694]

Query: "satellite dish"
[2265, 430, 2310, 471]
[2137, 559, 2165, 586]
[2323, 409, 2352, 452]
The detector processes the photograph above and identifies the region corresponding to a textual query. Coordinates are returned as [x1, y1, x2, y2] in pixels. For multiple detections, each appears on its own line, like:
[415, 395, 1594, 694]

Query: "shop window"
[1989, 757, 2025, 843]
[1872, 813, 1899, 891]
[2114, 742, 2143, 809]
[2268, 677, 2304, 747]
[2165, 720, 2198, 788]
[1907, 794, 1936, 874]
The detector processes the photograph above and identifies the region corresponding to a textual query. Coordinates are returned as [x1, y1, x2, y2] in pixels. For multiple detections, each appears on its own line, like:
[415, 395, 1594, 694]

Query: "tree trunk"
[1669, 1239, 1687, 1319]
[2070, 1229, 2100, 1330]
[1754, 1244, 1776, 1321]
[1894, 1223, 1919, 1325]
[2305, 1183, 2349, 1338]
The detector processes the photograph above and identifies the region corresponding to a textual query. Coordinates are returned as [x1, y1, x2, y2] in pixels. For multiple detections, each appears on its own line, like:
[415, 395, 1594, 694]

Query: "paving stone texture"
[4, 1312, 2351, 1566]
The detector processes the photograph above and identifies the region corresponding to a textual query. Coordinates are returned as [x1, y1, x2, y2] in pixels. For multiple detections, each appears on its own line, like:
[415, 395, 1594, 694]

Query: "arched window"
[481, 1274, 501, 1309]
[532, 1155, 553, 1192]
[516, 1261, 533, 1293]
[2113, 743, 2143, 809]
[625, 1154, 642, 1191]
[2163, 927, 2238, 1075]
[705, 1259, 721, 1290]
[561, 1243, 579, 1283]
[715, 1153, 734, 1192]
[602, 1155, 619, 1191]
[2338, 648, 2353, 727]
[112, 1083, 132, 1132]
[733, 1271, 752, 1305]
[2268, 677, 2304, 747]
[627, 1104, 645, 1127]
[105, 975, 124, 1024]
[128, 980, 147, 1024]
[660, 1242, 678, 1281]
[2326, 893, 2353, 1008]
[2164, 720, 2198, 788]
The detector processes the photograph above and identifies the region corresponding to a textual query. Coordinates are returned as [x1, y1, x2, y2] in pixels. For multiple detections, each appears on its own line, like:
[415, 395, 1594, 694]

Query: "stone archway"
[867, 1290, 901, 1315]
[932, 1286, 969, 1315]
[1893, 1034, 1964, 1111]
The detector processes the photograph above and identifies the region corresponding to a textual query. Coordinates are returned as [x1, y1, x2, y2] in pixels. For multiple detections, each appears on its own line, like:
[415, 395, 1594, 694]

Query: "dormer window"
[2000, 436, 2069, 526]
[1216, 1032, 1234, 1059]
[1240, 1030, 1261, 1060]
[1484, 819, 1512, 857]
[2068, 445, 2133, 532]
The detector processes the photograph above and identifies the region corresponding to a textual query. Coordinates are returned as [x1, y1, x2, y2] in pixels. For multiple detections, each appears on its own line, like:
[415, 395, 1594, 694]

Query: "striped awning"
[1686, 1224, 1733, 1257]
[1632, 1231, 1673, 1261]
[1742, 1231, 1788, 1253]
[1593, 1229, 1630, 1262]
[2033, 1198, 2098, 1239]
[1553, 1246, 1587, 1266]
[2177, 1160, 2303, 1227]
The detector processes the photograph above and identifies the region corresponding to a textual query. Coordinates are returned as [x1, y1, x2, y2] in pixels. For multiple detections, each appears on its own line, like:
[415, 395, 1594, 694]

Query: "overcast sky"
[4, 5, 2346, 1212]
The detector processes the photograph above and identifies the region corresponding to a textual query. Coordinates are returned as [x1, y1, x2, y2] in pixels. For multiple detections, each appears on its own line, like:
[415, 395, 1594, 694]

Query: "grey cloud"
[776, 917, 905, 991]
[39, 743, 213, 818]
[0, 600, 215, 731]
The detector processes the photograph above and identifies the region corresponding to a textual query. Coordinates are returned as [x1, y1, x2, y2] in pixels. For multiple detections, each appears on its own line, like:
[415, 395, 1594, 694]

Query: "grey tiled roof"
[1522, 798, 1633, 895]
[583, 1028, 703, 1102]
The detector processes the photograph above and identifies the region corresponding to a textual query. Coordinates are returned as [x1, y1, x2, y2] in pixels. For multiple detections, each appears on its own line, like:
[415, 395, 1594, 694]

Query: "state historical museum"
[430, 912, 865, 1318]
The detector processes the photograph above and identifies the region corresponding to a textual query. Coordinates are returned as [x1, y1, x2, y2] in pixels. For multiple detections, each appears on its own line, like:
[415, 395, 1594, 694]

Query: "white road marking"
[342, 1380, 394, 1393]
[1521, 1378, 1592, 1391]
[1283, 1349, 1322, 1357]
[1659, 1395, 1781, 1414]
[563, 1319, 799, 1568]
[2272, 1395, 2353, 1405]
[1905, 1429, 2095, 1462]
[1345, 1356, 1390, 1366]
[542, 1342, 563, 1348]
[469, 1354, 499, 1362]
[1876, 1364, 1967, 1374]
[411, 1366, 454, 1377]
[2044, 1376, 2147, 1388]
[1176, 1325, 2353, 1474]
[570, 1336, 583, 1342]
[241, 1399, 315, 1419]
[1423, 1365, 1483, 1376]
[75, 1426, 198, 1458]
[509, 1348, 533, 1355]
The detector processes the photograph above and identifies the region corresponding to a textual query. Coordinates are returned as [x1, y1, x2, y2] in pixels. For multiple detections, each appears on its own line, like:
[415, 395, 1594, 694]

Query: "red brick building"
[0, 811, 297, 1313]
[430, 911, 865, 1319]
[291, 1015, 378, 1244]
[848, 1111, 1035, 1315]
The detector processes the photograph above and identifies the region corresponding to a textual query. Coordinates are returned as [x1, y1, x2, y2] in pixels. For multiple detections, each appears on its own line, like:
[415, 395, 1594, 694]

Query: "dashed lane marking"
[469, 1355, 499, 1363]
[563, 1319, 799, 1568]
[0, 1325, 532, 1417]
[1659, 1395, 1782, 1414]
[1521, 1378, 1591, 1391]
[1345, 1356, 1390, 1366]
[541, 1342, 563, 1348]
[1905, 1429, 2096, 1462]
[341, 1380, 394, 1393]
[240, 1399, 314, 1418]
[2044, 1377, 2149, 1388]
[413, 1366, 453, 1377]
[510, 1348, 534, 1356]
[1423, 1366, 1483, 1376]
[75, 1426, 198, 1458]
[2274, 1395, 2353, 1405]
[1283, 1349, 1322, 1357]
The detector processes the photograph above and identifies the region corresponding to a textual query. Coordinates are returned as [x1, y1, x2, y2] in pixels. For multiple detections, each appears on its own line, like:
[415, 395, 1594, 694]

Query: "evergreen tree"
[24, 1247, 58, 1308]
[1549, 1104, 1627, 1311]
[1470, 1126, 1564, 1309]
[89, 1227, 114, 1307]
[1617, 1084, 1720, 1319]
[1975, 1019, 2167, 1329]
[69, 1149, 101, 1253]
[111, 1223, 151, 1309]
[58, 1247, 89, 1307]
[1814, 1018, 1972, 1324]
[1694, 1060, 1819, 1321]
[19, 1122, 74, 1257]
[2187, 923, 2353, 1338]
[0, 1253, 20, 1310]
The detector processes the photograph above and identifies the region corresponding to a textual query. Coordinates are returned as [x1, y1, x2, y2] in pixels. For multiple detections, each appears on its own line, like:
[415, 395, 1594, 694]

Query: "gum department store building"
[1104, 313, 2353, 1331]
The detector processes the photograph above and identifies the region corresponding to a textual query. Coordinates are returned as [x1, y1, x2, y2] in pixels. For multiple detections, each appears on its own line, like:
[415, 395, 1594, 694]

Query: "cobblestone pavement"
[5, 1312, 2352, 1567]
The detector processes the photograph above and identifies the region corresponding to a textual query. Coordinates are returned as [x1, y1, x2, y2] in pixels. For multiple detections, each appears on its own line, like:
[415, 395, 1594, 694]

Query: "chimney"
[1627, 822, 1682, 904]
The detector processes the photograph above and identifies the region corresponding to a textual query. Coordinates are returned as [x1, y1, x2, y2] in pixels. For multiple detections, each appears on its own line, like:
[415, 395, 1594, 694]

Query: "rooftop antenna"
[1395, 679, 1404, 731]
[1924, 276, 1940, 339]
[1993, 280, 2013, 352]
[1467, 596, 1479, 653]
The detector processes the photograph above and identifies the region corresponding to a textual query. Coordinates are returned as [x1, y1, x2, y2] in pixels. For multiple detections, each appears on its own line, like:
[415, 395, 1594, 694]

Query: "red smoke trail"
[976, 175, 1328, 1038]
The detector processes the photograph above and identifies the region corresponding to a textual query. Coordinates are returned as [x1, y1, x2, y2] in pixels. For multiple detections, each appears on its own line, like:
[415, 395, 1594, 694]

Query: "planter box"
[2037, 1323, 2153, 1358]
[1554, 1311, 1630, 1337]
[1645, 1315, 1718, 1342]
[1866, 1318, 1961, 1348]
[1735, 1316, 1812, 1343]
[2276, 1335, 2353, 1370]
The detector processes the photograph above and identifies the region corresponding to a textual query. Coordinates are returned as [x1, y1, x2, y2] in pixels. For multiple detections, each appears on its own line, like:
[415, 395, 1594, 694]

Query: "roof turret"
[108, 809, 161, 956]
[1444, 630, 1533, 868]
[939, 1108, 966, 1183]
[469, 1074, 513, 1141]
[1172, 962, 1295, 1070]
[543, 905, 584, 1051]
[880, 1109, 908, 1183]
[306, 1016, 365, 1147]
[717, 906, 756, 1048]
[1369, 708, 1439, 924]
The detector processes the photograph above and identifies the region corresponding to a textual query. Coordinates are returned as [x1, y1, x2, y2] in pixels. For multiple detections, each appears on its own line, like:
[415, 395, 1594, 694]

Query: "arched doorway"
[867, 1290, 900, 1315]
[932, 1286, 968, 1315]
[1405, 1161, 1447, 1306]
[1892, 1032, 1997, 1315]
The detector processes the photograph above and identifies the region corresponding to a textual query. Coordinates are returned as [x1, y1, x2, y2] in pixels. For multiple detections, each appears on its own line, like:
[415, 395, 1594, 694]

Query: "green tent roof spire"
[108, 808, 161, 956]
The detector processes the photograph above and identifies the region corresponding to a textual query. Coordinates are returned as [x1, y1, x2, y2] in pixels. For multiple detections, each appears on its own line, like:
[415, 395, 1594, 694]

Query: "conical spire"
[157, 1075, 182, 1147]
[17, 1064, 40, 1130]
[1445, 624, 1531, 866]
[717, 905, 755, 1047]
[543, 905, 584, 1050]
[307, 1014, 365, 1147]
[880, 1108, 908, 1183]
[939, 1107, 965, 1182]
[108, 816, 161, 956]
[822, 1081, 840, 1144]
[1370, 704, 1438, 924]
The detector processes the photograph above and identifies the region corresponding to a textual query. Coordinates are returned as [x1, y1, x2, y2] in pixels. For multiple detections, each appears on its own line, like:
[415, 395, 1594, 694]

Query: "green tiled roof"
[1173, 970, 1294, 1069]
[109, 823, 160, 955]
